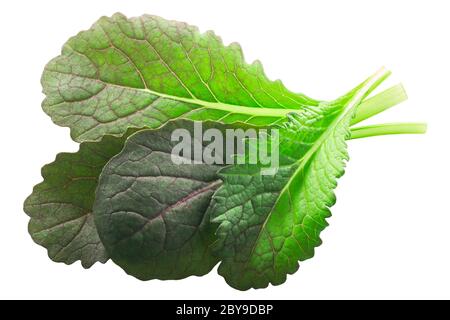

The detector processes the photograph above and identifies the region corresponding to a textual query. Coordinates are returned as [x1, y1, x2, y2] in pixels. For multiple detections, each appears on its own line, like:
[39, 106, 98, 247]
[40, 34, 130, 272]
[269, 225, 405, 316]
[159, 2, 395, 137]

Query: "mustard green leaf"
[93, 120, 255, 280]
[42, 13, 332, 142]
[209, 68, 389, 290]
[23, 130, 137, 268]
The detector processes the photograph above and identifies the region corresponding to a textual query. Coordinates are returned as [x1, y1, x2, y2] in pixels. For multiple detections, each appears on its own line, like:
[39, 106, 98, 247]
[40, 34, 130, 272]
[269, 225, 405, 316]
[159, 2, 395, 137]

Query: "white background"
[0, 0, 448, 300]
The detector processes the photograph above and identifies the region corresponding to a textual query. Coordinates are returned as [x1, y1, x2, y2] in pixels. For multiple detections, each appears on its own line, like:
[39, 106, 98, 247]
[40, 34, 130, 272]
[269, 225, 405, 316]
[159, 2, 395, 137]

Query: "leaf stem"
[351, 84, 408, 126]
[361, 69, 392, 100]
[350, 122, 427, 139]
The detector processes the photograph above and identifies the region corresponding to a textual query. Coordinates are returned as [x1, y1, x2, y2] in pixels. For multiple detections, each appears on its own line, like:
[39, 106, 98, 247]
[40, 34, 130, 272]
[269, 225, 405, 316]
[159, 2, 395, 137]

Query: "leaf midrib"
[114, 179, 223, 246]
[46, 67, 302, 118]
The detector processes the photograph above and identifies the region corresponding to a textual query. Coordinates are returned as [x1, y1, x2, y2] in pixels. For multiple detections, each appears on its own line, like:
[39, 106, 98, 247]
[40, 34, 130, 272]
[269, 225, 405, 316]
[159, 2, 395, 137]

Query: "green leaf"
[209, 68, 389, 290]
[93, 120, 241, 280]
[42, 13, 333, 142]
[23, 130, 136, 268]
